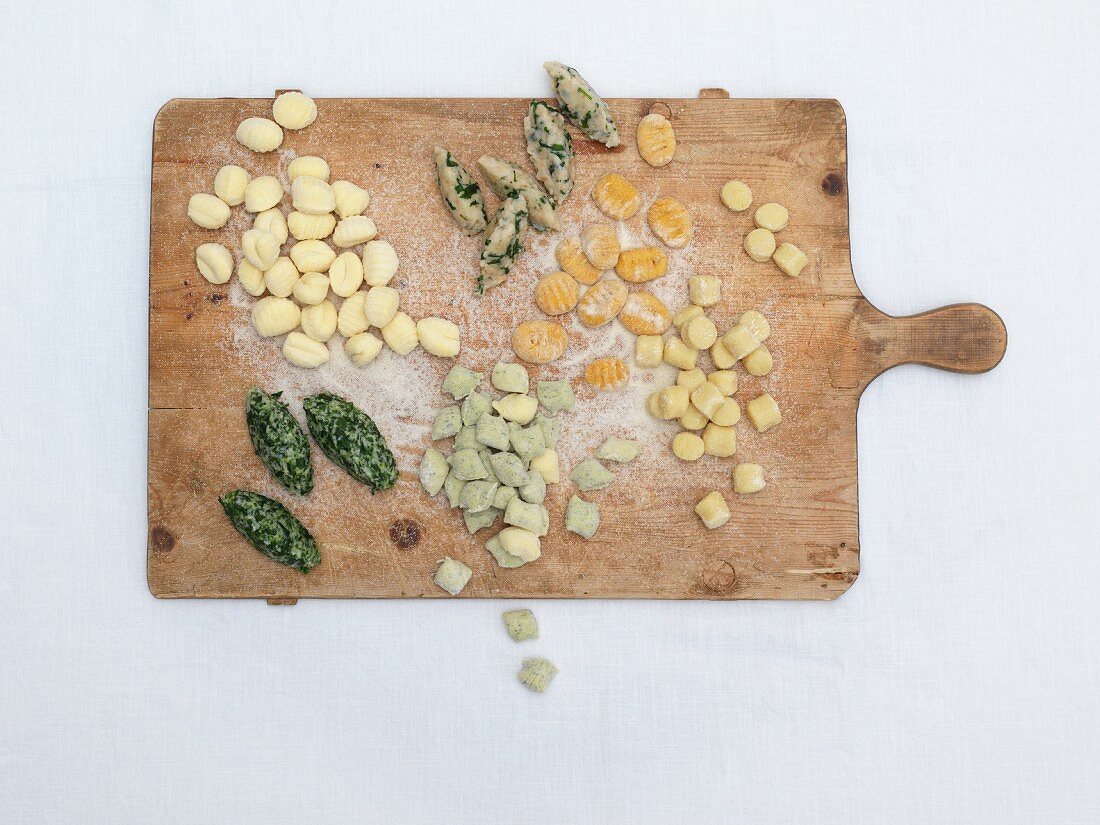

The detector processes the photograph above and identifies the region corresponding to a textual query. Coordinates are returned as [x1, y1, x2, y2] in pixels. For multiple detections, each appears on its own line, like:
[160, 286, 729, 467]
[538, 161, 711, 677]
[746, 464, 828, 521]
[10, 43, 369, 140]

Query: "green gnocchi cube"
[454, 425, 479, 451]
[479, 449, 499, 483]
[459, 479, 498, 513]
[569, 459, 615, 491]
[565, 494, 600, 539]
[464, 506, 500, 534]
[517, 657, 558, 692]
[536, 380, 575, 413]
[443, 472, 466, 508]
[510, 424, 546, 462]
[596, 436, 640, 463]
[475, 413, 511, 451]
[489, 451, 529, 487]
[431, 406, 463, 440]
[419, 447, 449, 496]
[434, 556, 473, 595]
[492, 362, 530, 394]
[448, 449, 488, 481]
[485, 534, 526, 569]
[492, 485, 518, 511]
[534, 413, 560, 448]
[461, 391, 493, 426]
[518, 470, 546, 504]
[502, 608, 538, 641]
[442, 365, 482, 400]
[504, 498, 549, 536]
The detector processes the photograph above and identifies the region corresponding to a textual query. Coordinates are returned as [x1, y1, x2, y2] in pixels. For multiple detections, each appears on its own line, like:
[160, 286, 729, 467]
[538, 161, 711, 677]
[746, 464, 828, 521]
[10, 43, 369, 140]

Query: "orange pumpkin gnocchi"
[647, 197, 693, 248]
[615, 246, 668, 283]
[534, 270, 580, 316]
[577, 279, 628, 328]
[618, 291, 671, 336]
[636, 113, 677, 167]
[592, 173, 642, 220]
[585, 357, 630, 391]
[512, 320, 569, 364]
[581, 223, 621, 270]
[555, 238, 601, 285]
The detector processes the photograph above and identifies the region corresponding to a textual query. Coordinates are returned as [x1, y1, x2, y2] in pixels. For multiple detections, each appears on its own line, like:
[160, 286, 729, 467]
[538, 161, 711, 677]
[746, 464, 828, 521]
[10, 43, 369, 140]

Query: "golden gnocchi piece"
[555, 238, 602, 285]
[618, 291, 671, 336]
[512, 320, 568, 364]
[576, 278, 628, 328]
[647, 197, 693, 248]
[615, 246, 668, 283]
[592, 173, 641, 220]
[534, 271, 580, 316]
[580, 224, 620, 270]
[636, 113, 677, 167]
[584, 357, 630, 391]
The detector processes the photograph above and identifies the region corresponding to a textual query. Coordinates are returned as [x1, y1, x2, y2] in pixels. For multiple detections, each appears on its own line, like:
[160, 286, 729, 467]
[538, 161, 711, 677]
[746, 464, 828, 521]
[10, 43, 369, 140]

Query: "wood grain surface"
[148, 92, 1006, 601]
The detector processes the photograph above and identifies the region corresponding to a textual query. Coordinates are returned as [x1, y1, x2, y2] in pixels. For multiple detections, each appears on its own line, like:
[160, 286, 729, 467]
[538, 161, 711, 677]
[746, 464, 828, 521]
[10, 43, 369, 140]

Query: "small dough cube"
[596, 436, 640, 463]
[442, 365, 482, 400]
[504, 498, 549, 536]
[695, 491, 731, 530]
[195, 242, 232, 284]
[682, 315, 718, 350]
[710, 338, 738, 370]
[459, 480, 498, 513]
[702, 423, 737, 457]
[529, 449, 560, 484]
[493, 393, 538, 425]
[672, 431, 705, 461]
[419, 448, 450, 496]
[664, 337, 698, 370]
[282, 331, 329, 368]
[509, 424, 547, 462]
[332, 180, 371, 219]
[676, 368, 707, 392]
[711, 399, 741, 427]
[288, 155, 330, 182]
[213, 165, 249, 206]
[689, 381, 725, 420]
[738, 310, 771, 342]
[498, 526, 541, 562]
[301, 301, 338, 343]
[517, 657, 558, 693]
[381, 312, 419, 355]
[493, 362, 530, 394]
[479, 449, 499, 485]
[493, 486, 519, 512]
[635, 335, 664, 368]
[434, 557, 473, 595]
[679, 406, 708, 431]
[503, 609, 539, 641]
[754, 202, 789, 232]
[485, 534, 524, 568]
[460, 391, 492, 426]
[431, 405, 463, 440]
[518, 470, 546, 504]
[464, 507, 500, 534]
[534, 414, 559, 448]
[673, 304, 704, 329]
[773, 242, 808, 278]
[720, 180, 752, 212]
[722, 324, 760, 360]
[443, 473, 465, 508]
[565, 495, 600, 539]
[688, 275, 721, 307]
[188, 193, 230, 229]
[652, 385, 690, 419]
[447, 448, 488, 481]
[417, 317, 461, 358]
[454, 425, 479, 451]
[569, 459, 615, 492]
[708, 370, 738, 396]
[744, 228, 776, 262]
[475, 413, 512, 452]
[743, 345, 773, 376]
[746, 393, 782, 433]
[535, 380, 574, 413]
[733, 463, 766, 494]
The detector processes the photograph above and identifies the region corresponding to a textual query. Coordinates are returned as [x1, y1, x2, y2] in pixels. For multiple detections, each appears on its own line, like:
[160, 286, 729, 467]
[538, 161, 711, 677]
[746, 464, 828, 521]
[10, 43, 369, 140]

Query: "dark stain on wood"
[150, 526, 175, 553]
[822, 173, 844, 196]
[389, 518, 422, 550]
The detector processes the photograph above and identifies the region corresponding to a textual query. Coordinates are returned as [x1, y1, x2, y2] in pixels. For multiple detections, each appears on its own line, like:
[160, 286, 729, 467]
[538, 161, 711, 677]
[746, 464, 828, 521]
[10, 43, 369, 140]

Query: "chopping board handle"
[834, 300, 1007, 390]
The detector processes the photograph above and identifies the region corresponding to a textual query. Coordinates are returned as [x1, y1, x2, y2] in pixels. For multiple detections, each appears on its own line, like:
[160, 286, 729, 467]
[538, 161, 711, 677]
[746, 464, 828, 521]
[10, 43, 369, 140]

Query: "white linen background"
[1, 0, 1097, 822]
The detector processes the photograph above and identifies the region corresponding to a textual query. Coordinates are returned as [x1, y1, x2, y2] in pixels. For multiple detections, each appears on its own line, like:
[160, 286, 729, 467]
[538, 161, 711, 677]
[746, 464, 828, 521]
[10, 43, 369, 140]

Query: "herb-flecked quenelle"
[477, 154, 559, 231]
[219, 490, 320, 573]
[524, 100, 574, 205]
[478, 190, 529, 292]
[543, 61, 619, 148]
[303, 392, 399, 492]
[245, 387, 313, 495]
[432, 146, 487, 235]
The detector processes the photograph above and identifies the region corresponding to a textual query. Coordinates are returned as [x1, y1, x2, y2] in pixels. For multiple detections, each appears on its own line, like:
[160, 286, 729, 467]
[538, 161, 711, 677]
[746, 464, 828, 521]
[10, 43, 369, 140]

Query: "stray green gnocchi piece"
[493, 393, 539, 424]
[504, 498, 549, 537]
[464, 506, 500, 534]
[434, 556, 473, 595]
[570, 459, 615, 491]
[503, 608, 539, 641]
[442, 365, 482, 400]
[491, 362, 530, 394]
[510, 424, 546, 462]
[565, 495, 600, 539]
[517, 657, 558, 693]
[518, 470, 546, 504]
[489, 451, 529, 487]
[536, 380, 575, 413]
[431, 406, 463, 440]
[461, 391, 493, 426]
[419, 447, 449, 496]
[475, 413, 511, 451]
[479, 449, 499, 483]
[454, 425, 479, 451]
[596, 436, 640, 463]
[448, 448, 488, 481]
[485, 534, 526, 568]
[459, 479, 497, 513]
[492, 485, 518, 511]
[534, 413, 560, 448]
[443, 473, 466, 508]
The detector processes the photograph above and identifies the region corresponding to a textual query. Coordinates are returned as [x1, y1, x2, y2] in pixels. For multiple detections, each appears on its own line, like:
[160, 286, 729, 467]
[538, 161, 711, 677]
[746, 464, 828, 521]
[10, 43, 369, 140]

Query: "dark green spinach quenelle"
[303, 392, 398, 493]
[219, 490, 320, 573]
[245, 387, 313, 495]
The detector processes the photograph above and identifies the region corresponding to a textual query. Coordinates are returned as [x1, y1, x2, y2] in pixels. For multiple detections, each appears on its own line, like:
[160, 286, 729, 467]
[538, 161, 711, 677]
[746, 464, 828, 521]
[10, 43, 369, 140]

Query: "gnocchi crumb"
[695, 491, 731, 529]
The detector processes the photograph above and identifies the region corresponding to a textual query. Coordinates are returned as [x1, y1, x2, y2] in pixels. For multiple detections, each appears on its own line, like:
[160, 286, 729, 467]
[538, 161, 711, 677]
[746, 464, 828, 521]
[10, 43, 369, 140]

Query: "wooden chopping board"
[148, 90, 1006, 602]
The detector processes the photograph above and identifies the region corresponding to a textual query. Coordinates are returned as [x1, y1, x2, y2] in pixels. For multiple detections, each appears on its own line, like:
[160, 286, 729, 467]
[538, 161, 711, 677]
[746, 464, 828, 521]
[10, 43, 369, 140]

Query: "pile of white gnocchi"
[188, 91, 461, 369]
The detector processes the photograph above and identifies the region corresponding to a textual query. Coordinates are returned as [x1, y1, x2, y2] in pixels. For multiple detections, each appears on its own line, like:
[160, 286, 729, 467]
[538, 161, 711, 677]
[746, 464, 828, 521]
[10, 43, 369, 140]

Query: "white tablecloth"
[1, 1, 1097, 822]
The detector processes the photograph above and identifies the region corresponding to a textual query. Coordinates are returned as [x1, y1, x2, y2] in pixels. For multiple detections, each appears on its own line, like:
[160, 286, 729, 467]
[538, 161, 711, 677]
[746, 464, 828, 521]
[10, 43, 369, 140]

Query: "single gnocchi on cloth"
[432, 146, 487, 235]
[524, 100, 574, 205]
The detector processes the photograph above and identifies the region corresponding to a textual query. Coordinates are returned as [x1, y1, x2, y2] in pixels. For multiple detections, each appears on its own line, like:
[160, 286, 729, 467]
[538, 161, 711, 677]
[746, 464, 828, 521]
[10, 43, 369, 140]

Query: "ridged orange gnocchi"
[581, 223, 620, 270]
[636, 113, 677, 167]
[615, 246, 668, 283]
[585, 357, 630, 390]
[592, 173, 642, 220]
[576, 278, 628, 328]
[618, 291, 671, 336]
[555, 238, 602, 285]
[647, 197, 693, 248]
[512, 320, 569, 364]
[534, 270, 580, 316]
